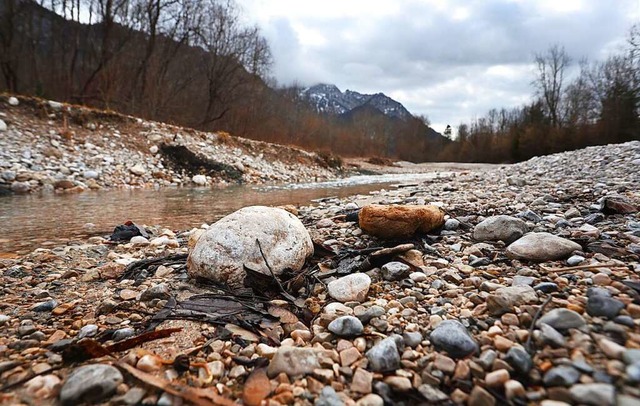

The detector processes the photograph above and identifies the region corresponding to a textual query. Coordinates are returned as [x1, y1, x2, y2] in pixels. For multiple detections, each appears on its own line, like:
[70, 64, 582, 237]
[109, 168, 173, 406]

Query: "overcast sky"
[238, 0, 639, 133]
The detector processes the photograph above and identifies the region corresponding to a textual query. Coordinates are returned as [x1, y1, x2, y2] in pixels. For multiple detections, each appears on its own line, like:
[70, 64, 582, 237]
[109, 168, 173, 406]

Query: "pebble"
[537, 308, 586, 331]
[366, 335, 402, 372]
[473, 215, 528, 244]
[355, 394, 384, 406]
[543, 366, 581, 386]
[328, 316, 364, 337]
[316, 386, 344, 406]
[267, 347, 320, 377]
[112, 328, 135, 341]
[59, 364, 123, 405]
[569, 383, 616, 406]
[77, 324, 98, 339]
[468, 385, 496, 406]
[381, 261, 411, 281]
[327, 273, 371, 302]
[504, 346, 533, 375]
[485, 369, 510, 387]
[430, 320, 479, 359]
[567, 255, 585, 266]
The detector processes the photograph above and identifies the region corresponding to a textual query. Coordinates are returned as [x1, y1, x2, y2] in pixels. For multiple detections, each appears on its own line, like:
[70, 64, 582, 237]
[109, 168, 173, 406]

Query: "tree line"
[438, 36, 640, 163]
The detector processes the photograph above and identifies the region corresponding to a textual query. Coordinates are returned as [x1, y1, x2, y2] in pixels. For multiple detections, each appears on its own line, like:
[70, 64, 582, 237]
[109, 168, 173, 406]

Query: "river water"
[0, 172, 451, 255]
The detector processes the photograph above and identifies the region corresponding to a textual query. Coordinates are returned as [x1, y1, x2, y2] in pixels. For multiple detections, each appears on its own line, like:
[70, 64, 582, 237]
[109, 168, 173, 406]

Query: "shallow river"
[0, 172, 450, 255]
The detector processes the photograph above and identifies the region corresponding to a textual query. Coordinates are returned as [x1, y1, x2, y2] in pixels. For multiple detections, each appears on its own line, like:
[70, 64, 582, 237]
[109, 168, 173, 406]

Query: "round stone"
[430, 319, 478, 359]
[328, 316, 364, 337]
[59, 364, 123, 405]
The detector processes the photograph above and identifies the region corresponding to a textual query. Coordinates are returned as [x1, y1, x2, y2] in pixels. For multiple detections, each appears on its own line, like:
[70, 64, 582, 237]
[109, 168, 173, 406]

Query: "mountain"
[300, 84, 413, 120]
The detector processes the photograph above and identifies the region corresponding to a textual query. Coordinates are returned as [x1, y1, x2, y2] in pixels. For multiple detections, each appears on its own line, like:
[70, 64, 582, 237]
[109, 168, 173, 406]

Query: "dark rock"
[534, 282, 558, 293]
[327, 316, 364, 337]
[505, 346, 533, 376]
[537, 308, 586, 331]
[543, 366, 581, 386]
[429, 320, 478, 359]
[586, 296, 625, 319]
[366, 335, 403, 372]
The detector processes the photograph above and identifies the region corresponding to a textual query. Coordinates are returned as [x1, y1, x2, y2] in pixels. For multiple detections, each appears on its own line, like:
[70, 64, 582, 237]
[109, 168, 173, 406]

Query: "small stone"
[351, 368, 373, 393]
[25, 374, 61, 399]
[0, 119, 7, 131]
[487, 285, 538, 316]
[112, 328, 135, 341]
[468, 385, 496, 406]
[434, 354, 456, 374]
[339, 347, 361, 367]
[623, 349, 640, 365]
[130, 236, 149, 245]
[366, 335, 402, 372]
[316, 218, 335, 228]
[267, 347, 319, 378]
[327, 273, 371, 302]
[485, 369, 510, 387]
[586, 295, 625, 319]
[381, 261, 411, 281]
[129, 164, 146, 176]
[137, 354, 162, 372]
[356, 394, 384, 406]
[506, 232, 581, 262]
[569, 383, 615, 406]
[140, 284, 171, 302]
[430, 319, 478, 359]
[543, 366, 581, 386]
[0, 315, 9, 326]
[78, 324, 98, 339]
[539, 323, 566, 347]
[534, 282, 558, 293]
[567, 255, 585, 266]
[402, 331, 422, 348]
[32, 299, 58, 312]
[626, 362, 640, 382]
[192, 174, 207, 185]
[8, 96, 19, 106]
[444, 218, 460, 230]
[59, 364, 123, 405]
[504, 379, 526, 400]
[537, 308, 586, 331]
[417, 384, 449, 403]
[384, 376, 412, 391]
[328, 316, 364, 337]
[473, 215, 528, 244]
[119, 289, 137, 300]
[316, 386, 344, 406]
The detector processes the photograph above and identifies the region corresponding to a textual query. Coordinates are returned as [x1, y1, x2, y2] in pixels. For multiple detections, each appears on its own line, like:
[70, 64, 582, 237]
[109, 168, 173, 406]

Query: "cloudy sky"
[238, 0, 639, 133]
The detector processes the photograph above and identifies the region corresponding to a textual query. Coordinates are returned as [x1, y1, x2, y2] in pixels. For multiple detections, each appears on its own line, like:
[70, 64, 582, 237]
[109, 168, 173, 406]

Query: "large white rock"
[187, 206, 313, 290]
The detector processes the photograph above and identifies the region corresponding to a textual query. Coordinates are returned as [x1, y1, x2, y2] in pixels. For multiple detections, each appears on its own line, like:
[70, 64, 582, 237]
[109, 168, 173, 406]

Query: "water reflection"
[0, 172, 448, 254]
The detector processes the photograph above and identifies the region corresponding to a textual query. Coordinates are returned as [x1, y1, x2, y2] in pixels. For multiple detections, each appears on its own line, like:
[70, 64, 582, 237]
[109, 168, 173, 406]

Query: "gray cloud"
[241, 0, 638, 132]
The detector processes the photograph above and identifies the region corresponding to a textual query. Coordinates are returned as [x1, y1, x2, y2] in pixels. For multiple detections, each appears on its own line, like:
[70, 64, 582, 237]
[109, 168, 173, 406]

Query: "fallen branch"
[255, 239, 299, 305]
[525, 295, 553, 355]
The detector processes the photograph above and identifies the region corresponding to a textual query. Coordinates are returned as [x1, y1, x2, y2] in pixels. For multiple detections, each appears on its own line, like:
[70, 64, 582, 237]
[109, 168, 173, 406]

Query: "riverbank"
[0, 94, 345, 195]
[0, 141, 639, 405]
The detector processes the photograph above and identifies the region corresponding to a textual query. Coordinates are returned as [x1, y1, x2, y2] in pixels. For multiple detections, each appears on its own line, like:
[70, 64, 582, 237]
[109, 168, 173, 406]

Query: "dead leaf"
[243, 367, 271, 406]
[267, 305, 298, 324]
[225, 324, 259, 342]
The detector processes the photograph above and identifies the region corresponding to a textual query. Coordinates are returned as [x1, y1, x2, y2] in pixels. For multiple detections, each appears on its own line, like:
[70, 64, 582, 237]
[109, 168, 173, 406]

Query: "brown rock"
[54, 180, 75, 190]
[358, 204, 445, 239]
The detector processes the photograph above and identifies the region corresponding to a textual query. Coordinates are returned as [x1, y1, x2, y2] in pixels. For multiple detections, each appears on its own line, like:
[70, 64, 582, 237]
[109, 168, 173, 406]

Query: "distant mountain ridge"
[300, 84, 413, 120]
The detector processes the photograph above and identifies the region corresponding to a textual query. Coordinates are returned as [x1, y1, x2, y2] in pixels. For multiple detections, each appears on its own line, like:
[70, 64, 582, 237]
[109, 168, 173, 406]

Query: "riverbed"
[0, 172, 453, 254]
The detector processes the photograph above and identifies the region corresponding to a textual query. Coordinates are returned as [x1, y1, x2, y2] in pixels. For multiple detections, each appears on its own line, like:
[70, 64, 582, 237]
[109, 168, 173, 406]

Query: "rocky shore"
[0, 95, 341, 195]
[1, 140, 639, 406]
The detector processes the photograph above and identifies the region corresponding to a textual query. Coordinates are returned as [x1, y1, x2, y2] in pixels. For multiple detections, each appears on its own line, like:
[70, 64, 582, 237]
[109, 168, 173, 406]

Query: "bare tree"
[533, 44, 571, 127]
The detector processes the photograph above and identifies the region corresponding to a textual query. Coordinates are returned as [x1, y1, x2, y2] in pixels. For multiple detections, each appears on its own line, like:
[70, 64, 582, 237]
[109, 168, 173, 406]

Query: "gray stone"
[539, 323, 566, 347]
[77, 324, 98, 339]
[537, 309, 586, 331]
[473, 215, 528, 244]
[315, 386, 344, 406]
[327, 273, 371, 303]
[11, 181, 30, 194]
[623, 349, 640, 365]
[506, 232, 581, 261]
[567, 255, 585, 266]
[444, 218, 460, 230]
[32, 299, 58, 312]
[417, 384, 449, 403]
[586, 295, 625, 319]
[328, 316, 364, 337]
[112, 328, 135, 341]
[0, 119, 6, 131]
[356, 305, 384, 323]
[188, 206, 313, 290]
[534, 282, 558, 293]
[140, 283, 171, 302]
[366, 335, 403, 372]
[569, 383, 616, 406]
[402, 331, 423, 348]
[59, 364, 123, 405]
[267, 347, 319, 378]
[504, 346, 533, 375]
[543, 366, 581, 386]
[486, 285, 538, 316]
[429, 319, 478, 359]
[83, 170, 100, 179]
[381, 261, 411, 281]
[627, 362, 640, 383]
